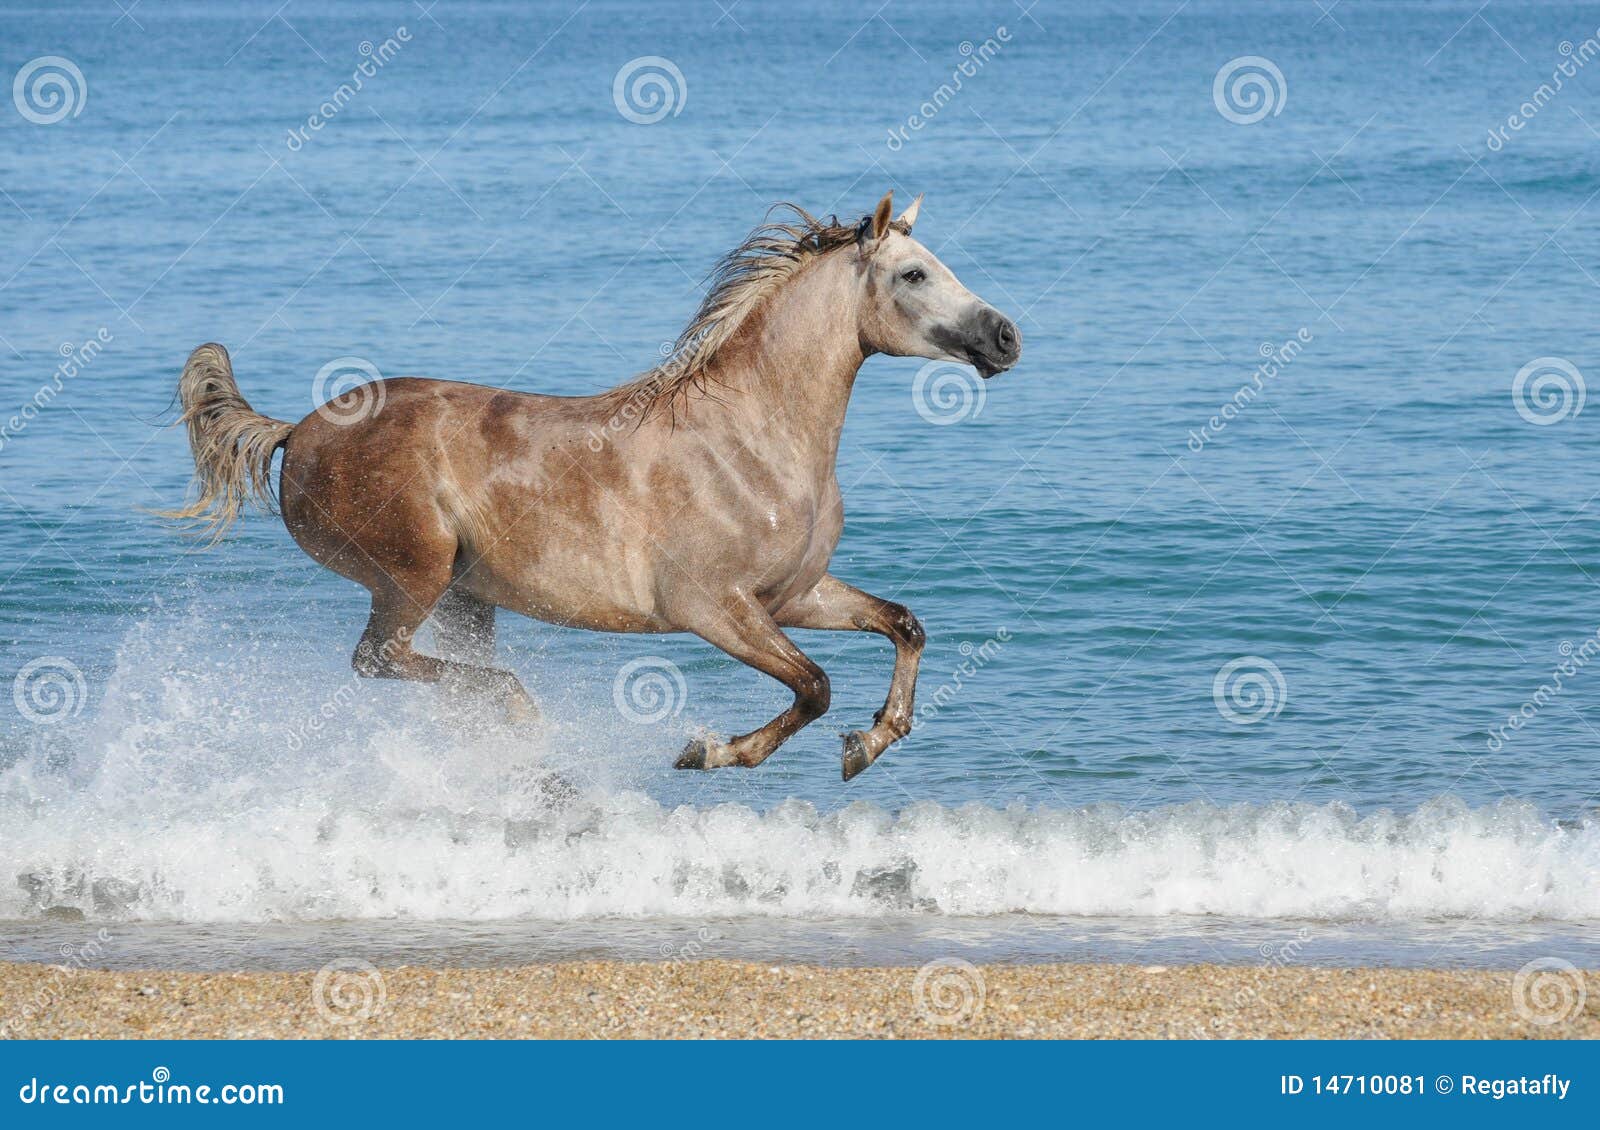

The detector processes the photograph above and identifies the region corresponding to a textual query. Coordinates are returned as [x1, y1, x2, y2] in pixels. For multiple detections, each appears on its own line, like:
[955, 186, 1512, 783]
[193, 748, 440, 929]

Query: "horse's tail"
[155, 343, 294, 544]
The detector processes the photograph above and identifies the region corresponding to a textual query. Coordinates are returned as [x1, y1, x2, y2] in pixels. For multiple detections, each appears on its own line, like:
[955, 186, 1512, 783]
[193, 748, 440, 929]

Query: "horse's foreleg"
[778, 574, 925, 780]
[673, 594, 830, 770]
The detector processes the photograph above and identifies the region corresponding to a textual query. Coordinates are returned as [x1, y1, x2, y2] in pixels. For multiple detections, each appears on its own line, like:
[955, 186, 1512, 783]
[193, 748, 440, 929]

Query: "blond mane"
[604, 203, 909, 416]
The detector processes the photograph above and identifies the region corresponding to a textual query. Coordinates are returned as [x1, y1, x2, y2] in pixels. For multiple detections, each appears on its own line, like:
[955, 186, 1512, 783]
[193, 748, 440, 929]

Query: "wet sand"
[1, 959, 1594, 1039]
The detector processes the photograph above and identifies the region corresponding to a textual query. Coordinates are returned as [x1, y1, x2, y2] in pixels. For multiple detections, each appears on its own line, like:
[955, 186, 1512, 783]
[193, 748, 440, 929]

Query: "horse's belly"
[460, 545, 673, 633]
[458, 475, 841, 631]
[756, 539, 833, 612]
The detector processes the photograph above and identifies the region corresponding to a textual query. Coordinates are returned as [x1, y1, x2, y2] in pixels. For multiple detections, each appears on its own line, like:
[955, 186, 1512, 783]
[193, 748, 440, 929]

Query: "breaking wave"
[1, 613, 1596, 924]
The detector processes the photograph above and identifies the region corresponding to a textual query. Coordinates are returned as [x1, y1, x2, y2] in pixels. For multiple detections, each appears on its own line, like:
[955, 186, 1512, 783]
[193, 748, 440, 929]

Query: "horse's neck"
[704, 253, 864, 468]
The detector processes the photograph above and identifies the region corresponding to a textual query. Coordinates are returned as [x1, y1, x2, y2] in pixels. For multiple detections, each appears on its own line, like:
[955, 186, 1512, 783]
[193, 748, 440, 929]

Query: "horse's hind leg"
[673, 593, 830, 770]
[778, 574, 925, 780]
[431, 587, 498, 666]
[355, 573, 536, 724]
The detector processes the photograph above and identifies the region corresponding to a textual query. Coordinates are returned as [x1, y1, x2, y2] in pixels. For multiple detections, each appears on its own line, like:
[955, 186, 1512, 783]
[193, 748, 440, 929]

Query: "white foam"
[2, 613, 1596, 923]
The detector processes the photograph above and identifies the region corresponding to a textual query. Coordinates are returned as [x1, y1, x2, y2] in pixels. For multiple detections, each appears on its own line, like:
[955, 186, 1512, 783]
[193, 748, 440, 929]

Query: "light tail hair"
[156, 343, 293, 543]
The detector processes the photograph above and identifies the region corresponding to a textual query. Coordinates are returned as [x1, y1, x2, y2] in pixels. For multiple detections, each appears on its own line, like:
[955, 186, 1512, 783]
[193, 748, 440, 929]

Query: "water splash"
[2, 613, 1596, 924]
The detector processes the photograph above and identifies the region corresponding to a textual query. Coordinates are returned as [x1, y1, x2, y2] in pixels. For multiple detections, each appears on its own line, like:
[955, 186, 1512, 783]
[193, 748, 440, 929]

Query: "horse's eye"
[901, 268, 926, 284]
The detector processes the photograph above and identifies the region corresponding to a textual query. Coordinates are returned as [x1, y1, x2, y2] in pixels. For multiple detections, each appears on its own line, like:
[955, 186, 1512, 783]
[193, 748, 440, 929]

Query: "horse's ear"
[897, 194, 923, 232]
[870, 191, 894, 240]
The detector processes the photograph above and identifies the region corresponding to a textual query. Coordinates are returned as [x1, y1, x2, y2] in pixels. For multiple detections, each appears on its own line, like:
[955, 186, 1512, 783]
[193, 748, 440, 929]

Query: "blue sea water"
[1, 0, 1598, 967]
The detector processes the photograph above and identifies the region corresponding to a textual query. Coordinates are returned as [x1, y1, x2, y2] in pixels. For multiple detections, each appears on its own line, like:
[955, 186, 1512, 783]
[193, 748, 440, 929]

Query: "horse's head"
[853, 191, 1021, 379]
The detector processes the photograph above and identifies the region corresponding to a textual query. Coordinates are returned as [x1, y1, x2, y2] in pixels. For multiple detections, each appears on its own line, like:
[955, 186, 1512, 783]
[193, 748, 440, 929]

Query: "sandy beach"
[2, 960, 1594, 1039]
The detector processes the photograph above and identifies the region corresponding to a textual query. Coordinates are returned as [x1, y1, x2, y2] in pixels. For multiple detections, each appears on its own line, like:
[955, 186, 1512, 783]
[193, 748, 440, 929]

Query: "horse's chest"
[751, 484, 842, 597]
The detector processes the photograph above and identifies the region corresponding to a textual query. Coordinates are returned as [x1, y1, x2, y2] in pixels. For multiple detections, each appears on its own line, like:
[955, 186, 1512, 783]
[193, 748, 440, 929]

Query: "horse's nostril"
[996, 319, 1018, 352]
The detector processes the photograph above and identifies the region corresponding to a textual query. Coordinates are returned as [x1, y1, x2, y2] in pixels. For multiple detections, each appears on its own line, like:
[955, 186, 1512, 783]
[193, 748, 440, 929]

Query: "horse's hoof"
[841, 731, 873, 781]
[675, 738, 711, 770]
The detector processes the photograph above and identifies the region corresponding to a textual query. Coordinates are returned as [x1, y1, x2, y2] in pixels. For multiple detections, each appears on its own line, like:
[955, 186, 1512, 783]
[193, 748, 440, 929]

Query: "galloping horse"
[163, 192, 1021, 779]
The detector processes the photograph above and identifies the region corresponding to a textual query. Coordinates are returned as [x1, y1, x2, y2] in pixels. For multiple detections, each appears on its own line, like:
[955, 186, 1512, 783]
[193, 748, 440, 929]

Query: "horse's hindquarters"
[278, 378, 674, 634]
[279, 379, 468, 592]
